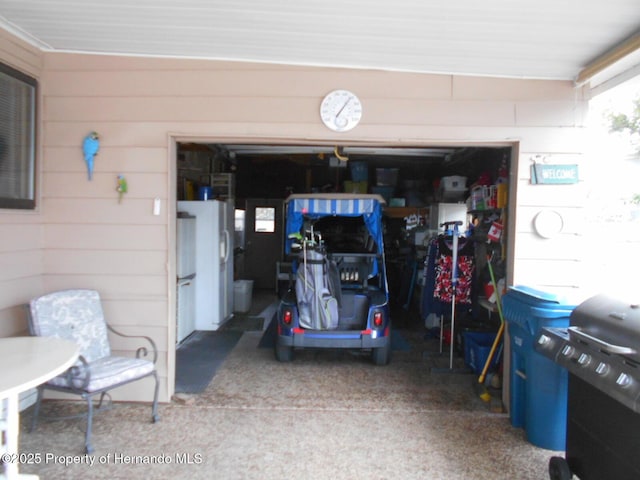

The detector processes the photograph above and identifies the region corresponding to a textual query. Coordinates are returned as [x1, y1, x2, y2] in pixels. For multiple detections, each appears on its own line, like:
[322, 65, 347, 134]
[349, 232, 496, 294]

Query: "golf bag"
[295, 247, 341, 330]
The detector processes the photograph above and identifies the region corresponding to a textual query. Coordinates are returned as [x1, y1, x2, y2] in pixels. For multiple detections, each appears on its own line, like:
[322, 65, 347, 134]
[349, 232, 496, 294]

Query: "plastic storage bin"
[350, 161, 368, 182]
[198, 186, 213, 201]
[343, 180, 368, 194]
[463, 331, 499, 374]
[439, 175, 467, 201]
[502, 285, 577, 450]
[371, 186, 394, 204]
[233, 280, 254, 313]
[375, 168, 399, 186]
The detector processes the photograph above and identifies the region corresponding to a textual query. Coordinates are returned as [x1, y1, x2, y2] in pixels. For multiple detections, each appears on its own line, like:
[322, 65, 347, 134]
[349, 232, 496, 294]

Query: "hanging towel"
[433, 236, 474, 304]
[422, 237, 446, 317]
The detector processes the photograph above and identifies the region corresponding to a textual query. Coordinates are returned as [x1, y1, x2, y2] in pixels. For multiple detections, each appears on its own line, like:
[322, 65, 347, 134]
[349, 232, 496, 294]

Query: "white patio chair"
[26, 289, 159, 454]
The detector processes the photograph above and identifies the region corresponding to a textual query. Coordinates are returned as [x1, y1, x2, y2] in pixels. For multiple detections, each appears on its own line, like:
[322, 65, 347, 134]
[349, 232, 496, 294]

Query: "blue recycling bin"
[502, 286, 577, 450]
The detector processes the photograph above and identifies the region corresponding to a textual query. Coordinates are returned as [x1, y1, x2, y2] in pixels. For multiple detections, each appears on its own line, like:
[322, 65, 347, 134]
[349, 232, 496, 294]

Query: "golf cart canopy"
[284, 193, 386, 256]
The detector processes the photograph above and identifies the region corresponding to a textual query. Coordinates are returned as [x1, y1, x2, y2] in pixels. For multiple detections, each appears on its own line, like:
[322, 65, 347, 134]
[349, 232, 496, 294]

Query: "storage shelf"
[468, 208, 503, 215]
[209, 173, 235, 199]
[383, 207, 428, 218]
[478, 297, 498, 313]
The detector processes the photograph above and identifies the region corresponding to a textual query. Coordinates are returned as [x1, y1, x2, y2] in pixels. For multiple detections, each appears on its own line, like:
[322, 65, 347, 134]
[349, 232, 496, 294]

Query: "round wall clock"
[320, 90, 363, 132]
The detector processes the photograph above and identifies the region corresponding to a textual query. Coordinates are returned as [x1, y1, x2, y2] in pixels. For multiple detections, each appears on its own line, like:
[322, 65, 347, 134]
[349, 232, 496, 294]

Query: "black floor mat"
[258, 316, 411, 352]
[257, 314, 278, 349]
[175, 330, 243, 394]
[219, 316, 264, 331]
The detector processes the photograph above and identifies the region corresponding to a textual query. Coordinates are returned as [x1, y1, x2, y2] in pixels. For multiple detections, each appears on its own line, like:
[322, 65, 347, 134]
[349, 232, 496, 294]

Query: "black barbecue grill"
[534, 294, 640, 480]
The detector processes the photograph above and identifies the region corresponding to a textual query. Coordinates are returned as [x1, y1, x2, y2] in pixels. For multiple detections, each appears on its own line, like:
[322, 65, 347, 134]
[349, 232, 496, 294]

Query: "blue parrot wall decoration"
[82, 131, 100, 180]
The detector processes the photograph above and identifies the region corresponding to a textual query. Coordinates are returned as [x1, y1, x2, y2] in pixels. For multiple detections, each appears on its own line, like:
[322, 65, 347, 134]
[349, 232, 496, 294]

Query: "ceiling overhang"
[1, 1, 639, 85]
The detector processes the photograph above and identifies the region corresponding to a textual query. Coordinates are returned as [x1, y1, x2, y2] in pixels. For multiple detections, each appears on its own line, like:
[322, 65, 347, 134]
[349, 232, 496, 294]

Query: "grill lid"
[570, 294, 640, 361]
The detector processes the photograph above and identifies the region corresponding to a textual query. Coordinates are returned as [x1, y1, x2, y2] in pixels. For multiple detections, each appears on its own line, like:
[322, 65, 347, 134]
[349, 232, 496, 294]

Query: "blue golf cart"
[275, 194, 392, 365]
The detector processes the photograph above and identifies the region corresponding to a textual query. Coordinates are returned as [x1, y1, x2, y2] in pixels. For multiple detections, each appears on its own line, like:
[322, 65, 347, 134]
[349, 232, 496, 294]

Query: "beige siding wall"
[1, 32, 590, 401]
[0, 31, 44, 338]
[40, 54, 173, 402]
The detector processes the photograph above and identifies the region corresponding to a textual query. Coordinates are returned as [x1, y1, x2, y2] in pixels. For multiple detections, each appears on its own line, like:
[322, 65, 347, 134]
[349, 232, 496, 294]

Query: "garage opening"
[174, 142, 513, 357]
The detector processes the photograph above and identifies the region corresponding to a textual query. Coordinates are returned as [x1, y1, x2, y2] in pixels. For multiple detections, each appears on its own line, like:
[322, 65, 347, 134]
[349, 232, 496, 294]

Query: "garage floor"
[18, 293, 559, 480]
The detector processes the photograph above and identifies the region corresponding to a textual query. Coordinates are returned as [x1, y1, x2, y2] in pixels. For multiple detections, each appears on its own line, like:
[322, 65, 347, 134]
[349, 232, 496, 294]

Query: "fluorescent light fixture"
[223, 145, 457, 157]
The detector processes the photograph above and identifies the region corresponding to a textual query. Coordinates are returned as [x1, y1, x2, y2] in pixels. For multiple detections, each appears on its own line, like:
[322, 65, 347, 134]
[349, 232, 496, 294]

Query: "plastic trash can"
[502, 285, 577, 450]
[233, 280, 254, 313]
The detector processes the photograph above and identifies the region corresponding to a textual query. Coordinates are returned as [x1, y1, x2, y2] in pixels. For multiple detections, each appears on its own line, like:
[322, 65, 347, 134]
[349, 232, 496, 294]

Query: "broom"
[478, 256, 505, 402]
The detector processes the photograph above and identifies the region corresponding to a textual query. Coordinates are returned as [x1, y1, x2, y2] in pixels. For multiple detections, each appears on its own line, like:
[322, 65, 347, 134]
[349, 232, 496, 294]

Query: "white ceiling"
[1, 0, 639, 83]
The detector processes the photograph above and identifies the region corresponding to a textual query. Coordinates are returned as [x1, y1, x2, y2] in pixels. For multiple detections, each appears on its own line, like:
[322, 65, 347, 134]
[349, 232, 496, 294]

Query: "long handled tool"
[478, 255, 505, 401]
[436, 220, 462, 371]
[447, 223, 460, 370]
[431, 220, 468, 374]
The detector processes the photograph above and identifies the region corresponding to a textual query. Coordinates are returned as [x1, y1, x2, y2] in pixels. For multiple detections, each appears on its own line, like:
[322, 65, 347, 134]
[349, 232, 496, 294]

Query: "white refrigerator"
[177, 200, 234, 331]
[176, 215, 197, 343]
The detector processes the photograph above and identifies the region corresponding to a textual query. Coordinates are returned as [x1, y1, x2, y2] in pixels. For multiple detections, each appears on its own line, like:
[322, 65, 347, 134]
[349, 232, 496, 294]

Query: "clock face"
[320, 90, 363, 132]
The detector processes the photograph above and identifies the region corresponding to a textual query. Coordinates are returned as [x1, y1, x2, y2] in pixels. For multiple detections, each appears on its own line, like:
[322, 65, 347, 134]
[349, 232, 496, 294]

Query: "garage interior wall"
[0, 27, 590, 402]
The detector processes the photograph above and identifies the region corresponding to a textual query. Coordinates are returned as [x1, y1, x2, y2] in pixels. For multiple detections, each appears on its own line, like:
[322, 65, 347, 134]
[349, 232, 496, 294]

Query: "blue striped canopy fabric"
[290, 197, 378, 216]
[284, 194, 385, 256]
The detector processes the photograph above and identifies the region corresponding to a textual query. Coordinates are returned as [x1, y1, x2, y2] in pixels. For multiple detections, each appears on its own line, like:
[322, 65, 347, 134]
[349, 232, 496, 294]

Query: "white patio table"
[1, 337, 78, 480]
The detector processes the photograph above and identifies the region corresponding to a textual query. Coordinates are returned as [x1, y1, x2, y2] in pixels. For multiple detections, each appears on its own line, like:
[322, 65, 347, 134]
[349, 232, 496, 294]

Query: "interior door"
[243, 198, 284, 290]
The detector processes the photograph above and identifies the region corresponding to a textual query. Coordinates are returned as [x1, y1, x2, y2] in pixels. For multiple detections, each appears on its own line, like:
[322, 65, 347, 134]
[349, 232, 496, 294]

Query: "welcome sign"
[531, 164, 579, 185]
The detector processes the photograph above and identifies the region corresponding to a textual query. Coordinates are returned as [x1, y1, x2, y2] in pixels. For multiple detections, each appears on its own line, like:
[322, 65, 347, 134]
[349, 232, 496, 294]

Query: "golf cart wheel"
[275, 343, 293, 362]
[549, 456, 572, 480]
[371, 341, 391, 366]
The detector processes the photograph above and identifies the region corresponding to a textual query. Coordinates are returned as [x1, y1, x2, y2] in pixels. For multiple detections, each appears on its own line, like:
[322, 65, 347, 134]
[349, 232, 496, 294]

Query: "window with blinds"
[0, 63, 36, 209]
